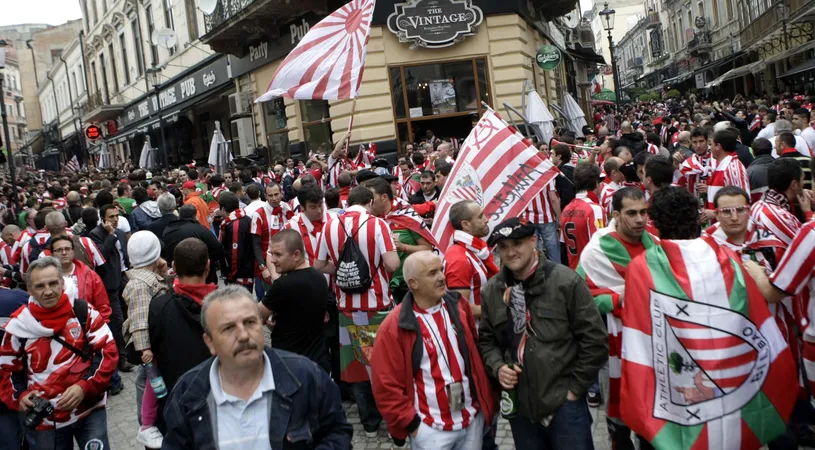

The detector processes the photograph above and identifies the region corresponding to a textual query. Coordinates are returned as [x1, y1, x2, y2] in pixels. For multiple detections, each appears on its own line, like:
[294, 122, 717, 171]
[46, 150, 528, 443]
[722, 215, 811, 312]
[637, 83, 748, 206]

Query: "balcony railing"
[646, 11, 661, 29]
[85, 91, 107, 112]
[204, 0, 257, 35]
[740, 2, 782, 49]
[688, 31, 712, 53]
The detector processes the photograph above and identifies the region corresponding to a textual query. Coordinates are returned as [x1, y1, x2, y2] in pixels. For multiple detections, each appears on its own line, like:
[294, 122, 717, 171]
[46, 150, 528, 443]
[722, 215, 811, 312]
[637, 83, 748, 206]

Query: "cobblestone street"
[104, 369, 611, 450]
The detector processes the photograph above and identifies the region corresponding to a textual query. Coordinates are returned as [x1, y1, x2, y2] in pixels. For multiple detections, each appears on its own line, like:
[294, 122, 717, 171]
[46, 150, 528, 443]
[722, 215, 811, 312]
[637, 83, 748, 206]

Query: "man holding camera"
[0, 257, 118, 449]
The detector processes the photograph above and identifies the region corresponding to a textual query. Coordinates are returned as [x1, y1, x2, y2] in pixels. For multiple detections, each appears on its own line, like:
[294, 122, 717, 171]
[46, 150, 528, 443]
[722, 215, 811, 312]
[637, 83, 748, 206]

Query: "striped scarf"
[451, 230, 499, 277]
[219, 208, 246, 240]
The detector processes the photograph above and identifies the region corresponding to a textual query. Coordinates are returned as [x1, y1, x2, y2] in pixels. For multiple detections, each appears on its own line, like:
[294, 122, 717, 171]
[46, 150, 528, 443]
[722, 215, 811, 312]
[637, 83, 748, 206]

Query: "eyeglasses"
[52, 247, 73, 254]
[715, 206, 750, 218]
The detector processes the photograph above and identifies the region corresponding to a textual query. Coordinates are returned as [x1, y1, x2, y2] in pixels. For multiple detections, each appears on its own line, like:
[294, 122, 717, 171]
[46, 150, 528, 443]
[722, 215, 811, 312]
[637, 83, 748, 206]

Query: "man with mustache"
[162, 285, 352, 449]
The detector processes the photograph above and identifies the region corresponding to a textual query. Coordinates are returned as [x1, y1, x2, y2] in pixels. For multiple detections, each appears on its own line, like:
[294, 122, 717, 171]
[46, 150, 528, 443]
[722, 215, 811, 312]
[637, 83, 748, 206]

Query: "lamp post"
[0, 40, 19, 212]
[145, 66, 168, 169]
[599, 2, 621, 109]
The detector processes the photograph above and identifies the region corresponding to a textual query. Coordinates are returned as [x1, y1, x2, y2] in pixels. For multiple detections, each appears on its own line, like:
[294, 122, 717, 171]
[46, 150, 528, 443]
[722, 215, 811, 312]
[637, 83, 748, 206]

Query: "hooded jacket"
[132, 200, 162, 231]
[161, 218, 224, 285]
[148, 284, 215, 393]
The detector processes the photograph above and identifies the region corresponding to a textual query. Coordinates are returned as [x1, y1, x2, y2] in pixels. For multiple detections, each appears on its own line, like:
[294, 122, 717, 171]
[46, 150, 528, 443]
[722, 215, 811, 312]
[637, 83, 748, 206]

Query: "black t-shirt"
[261, 267, 329, 370]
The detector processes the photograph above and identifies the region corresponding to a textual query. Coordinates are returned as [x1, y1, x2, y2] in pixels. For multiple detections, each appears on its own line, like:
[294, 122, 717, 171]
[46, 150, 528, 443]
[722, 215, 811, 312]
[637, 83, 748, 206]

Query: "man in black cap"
[478, 218, 607, 450]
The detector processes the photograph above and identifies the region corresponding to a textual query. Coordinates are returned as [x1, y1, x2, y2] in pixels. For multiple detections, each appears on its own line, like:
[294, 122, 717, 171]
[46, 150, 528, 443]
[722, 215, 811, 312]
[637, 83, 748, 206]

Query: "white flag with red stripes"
[65, 155, 81, 174]
[256, 0, 375, 102]
[431, 109, 560, 250]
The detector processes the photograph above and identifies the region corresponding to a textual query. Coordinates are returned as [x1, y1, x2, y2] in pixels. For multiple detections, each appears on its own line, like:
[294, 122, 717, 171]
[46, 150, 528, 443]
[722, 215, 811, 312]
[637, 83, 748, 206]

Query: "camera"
[23, 395, 54, 429]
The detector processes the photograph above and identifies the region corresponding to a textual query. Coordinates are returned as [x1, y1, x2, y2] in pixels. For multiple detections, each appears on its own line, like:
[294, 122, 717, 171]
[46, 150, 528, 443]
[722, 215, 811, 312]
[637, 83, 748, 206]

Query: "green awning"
[591, 89, 616, 102]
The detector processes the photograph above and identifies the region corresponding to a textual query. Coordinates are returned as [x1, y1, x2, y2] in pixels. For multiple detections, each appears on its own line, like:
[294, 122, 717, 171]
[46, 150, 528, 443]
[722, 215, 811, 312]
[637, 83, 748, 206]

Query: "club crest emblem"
[446, 162, 483, 205]
[649, 290, 769, 425]
[69, 324, 81, 340]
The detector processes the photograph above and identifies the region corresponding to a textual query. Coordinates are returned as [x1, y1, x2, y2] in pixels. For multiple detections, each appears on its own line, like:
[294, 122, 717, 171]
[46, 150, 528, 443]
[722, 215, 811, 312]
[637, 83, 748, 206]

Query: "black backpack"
[335, 217, 373, 294]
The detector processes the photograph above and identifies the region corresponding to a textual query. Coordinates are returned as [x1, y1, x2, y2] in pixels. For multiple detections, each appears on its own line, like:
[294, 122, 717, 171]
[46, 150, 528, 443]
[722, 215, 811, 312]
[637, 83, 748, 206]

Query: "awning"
[705, 61, 765, 88]
[694, 52, 744, 76]
[565, 44, 607, 65]
[780, 58, 815, 78]
[663, 72, 694, 85]
[764, 40, 815, 66]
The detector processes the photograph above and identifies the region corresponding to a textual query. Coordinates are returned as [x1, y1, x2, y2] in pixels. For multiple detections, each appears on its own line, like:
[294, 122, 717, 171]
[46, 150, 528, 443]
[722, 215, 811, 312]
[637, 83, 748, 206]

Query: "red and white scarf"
[646, 143, 660, 155]
[4, 293, 74, 339]
[219, 208, 246, 239]
[749, 115, 762, 132]
[452, 230, 499, 277]
[294, 210, 328, 264]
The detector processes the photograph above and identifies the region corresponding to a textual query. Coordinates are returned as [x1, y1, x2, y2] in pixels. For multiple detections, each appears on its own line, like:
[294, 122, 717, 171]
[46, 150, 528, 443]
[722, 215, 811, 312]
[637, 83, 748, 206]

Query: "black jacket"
[162, 218, 225, 285]
[409, 188, 440, 205]
[618, 132, 644, 151]
[219, 215, 254, 283]
[88, 225, 129, 291]
[147, 213, 178, 240]
[555, 163, 576, 209]
[148, 290, 212, 393]
[162, 348, 352, 450]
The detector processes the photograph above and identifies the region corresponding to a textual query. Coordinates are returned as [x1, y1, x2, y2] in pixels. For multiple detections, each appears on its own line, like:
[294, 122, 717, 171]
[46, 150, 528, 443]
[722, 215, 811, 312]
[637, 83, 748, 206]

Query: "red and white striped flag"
[431, 109, 560, 251]
[256, 0, 375, 102]
[65, 155, 81, 174]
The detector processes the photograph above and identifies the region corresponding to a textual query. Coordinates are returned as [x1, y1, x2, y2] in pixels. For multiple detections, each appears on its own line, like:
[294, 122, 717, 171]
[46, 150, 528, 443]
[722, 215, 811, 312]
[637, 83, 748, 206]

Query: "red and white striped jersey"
[559, 192, 606, 270]
[520, 182, 557, 224]
[327, 155, 356, 189]
[11, 230, 33, 264]
[771, 221, 815, 343]
[705, 153, 750, 210]
[599, 181, 621, 216]
[413, 302, 478, 431]
[250, 202, 294, 262]
[444, 244, 490, 307]
[676, 152, 710, 198]
[0, 241, 12, 266]
[318, 205, 396, 311]
[751, 190, 804, 246]
[283, 210, 337, 286]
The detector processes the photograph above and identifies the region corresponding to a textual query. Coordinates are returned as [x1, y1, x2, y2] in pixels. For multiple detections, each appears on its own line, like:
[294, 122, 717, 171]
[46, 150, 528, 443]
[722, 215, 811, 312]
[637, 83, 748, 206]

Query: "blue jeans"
[136, 364, 147, 427]
[254, 276, 269, 301]
[535, 222, 560, 263]
[0, 409, 22, 450]
[351, 381, 382, 432]
[508, 398, 594, 450]
[26, 407, 110, 450]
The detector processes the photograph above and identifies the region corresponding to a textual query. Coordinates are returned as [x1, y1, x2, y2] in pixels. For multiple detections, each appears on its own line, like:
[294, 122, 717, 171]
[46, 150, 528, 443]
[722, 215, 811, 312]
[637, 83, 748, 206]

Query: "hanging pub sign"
[85, 124, 103, 141]
[536, 45, 562, 71]
[387, 0, 484, 49]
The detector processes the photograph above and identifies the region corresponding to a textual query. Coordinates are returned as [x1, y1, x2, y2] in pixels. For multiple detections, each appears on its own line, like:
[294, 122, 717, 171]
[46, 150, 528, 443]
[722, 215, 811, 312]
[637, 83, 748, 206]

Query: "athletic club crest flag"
[431, 109, 559, 250]
[256, 0, 375, 101]
[620, 237, 796, 450]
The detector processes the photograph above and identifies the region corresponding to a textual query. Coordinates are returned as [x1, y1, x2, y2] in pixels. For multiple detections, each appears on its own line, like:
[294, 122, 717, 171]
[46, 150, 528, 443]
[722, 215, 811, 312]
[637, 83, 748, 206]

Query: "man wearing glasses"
[49, 235, 112, 327]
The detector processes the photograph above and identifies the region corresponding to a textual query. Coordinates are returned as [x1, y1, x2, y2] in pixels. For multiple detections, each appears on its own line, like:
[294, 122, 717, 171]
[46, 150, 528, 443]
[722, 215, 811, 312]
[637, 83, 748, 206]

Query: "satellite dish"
[561, 12, 580, 29]
[199, 0, 218, 14]
[152, 28, 178, 49]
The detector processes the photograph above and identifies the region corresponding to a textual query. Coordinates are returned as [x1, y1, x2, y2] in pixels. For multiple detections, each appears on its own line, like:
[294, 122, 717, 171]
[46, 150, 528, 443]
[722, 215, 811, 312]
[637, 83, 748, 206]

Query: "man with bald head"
[371, 251, 494, 449]
[600, 156, 625, 216]
[0, 225, 20, 266]
[432, 142, 455, 170]
[64, 191, 83, 226]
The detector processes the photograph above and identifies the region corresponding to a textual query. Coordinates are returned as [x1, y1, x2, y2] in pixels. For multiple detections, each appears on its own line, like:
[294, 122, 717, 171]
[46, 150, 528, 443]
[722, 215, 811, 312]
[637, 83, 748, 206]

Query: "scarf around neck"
[763, 189, 790, 211]
[453, 230, 499, 277]
[4, 293, 73, 339]
[220, 208, 246, 230]
[173, 281, 217, 306]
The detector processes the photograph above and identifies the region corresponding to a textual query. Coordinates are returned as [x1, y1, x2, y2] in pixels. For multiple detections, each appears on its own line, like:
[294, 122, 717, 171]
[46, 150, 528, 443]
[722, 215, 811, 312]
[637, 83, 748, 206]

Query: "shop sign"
[536, 45, 562, 71]
[387, 0, 484, 49]
[695, 73, 706, 89]
[229, 15, 322, 79]
[122, 56, 230, 128]
[85, 125, 103, 141]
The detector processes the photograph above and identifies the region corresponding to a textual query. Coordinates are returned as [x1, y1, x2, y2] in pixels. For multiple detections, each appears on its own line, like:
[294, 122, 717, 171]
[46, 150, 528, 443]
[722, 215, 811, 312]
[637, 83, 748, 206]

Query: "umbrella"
[591, 99, 615, 106]
[525, 90, 555, 144]
[562, 93, 588, 138]
[591, 88, 616, 102]
[207, 121, 233, 175]
[138, 138, 157, 170]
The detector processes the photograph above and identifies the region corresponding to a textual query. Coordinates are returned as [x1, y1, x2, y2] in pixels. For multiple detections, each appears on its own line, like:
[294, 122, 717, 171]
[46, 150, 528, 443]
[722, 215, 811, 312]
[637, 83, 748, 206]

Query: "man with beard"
[479, 218, 606, 449]
[444, 200, 496, 322]
[578, 187, 657, 449]
[751, 158, 812, 245]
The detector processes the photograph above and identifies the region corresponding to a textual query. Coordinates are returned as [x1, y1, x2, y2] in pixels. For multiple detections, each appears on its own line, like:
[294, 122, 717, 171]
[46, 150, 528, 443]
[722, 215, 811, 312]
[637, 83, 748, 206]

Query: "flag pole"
[345, 97, 358, 151]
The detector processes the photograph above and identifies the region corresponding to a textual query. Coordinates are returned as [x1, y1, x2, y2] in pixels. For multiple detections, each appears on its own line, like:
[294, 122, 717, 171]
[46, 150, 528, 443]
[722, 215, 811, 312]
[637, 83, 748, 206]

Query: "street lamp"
[599, 2, 622, 109]
[0, 40, 19, 212]
[145, 66, 168, 169]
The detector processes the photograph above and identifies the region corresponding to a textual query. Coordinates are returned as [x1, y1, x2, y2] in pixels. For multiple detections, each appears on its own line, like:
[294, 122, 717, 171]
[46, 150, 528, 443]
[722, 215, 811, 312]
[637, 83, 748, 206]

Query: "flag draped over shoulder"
[256, 0, 375, 102]
[431, 109, 559, 250]
[387, 198, 439, 251]
[620, 236, 796, 450]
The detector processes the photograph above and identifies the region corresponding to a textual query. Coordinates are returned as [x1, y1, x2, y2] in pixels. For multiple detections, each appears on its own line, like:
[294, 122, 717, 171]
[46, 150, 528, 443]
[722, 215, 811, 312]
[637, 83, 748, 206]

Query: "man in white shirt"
[756, 111, 777, 141]
[793, 108, 815, 153]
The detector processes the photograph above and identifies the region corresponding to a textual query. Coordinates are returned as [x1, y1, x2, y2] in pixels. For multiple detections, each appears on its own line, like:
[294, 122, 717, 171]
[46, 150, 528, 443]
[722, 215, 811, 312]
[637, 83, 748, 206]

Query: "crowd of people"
[0, 90, 813, 450]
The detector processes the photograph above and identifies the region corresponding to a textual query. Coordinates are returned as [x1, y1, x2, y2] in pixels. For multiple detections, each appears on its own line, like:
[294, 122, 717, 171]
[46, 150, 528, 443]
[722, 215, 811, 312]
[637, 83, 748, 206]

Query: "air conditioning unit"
[228, 92, 254, 116]
[230, 117, 257, 157]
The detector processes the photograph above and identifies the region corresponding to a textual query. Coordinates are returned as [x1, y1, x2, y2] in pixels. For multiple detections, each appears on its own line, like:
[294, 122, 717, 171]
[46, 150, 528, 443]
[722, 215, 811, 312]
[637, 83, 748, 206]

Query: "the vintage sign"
[535, 45, 562, 71]
[387, 0, 484, 49]
[85, 124, 103, 141]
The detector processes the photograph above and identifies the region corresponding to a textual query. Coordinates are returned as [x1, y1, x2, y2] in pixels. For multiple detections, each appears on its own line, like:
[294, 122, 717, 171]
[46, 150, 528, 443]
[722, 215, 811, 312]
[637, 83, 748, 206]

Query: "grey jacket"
[478, 254, 607, 422]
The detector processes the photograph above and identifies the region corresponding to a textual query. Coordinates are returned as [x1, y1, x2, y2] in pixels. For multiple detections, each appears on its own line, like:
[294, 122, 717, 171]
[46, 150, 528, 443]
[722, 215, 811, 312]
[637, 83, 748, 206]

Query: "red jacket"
[72, 260, 111, 323]
[371, 291, 494, 441]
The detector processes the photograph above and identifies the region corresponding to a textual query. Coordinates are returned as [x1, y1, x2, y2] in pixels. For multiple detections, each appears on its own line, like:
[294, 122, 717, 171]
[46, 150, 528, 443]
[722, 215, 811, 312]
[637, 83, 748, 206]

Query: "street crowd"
[0, 91, 815, 450]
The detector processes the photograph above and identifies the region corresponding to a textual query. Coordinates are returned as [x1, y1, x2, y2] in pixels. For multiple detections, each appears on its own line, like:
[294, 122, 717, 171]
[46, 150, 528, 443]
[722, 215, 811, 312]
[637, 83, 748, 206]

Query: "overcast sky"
[1, 1, 82, 27]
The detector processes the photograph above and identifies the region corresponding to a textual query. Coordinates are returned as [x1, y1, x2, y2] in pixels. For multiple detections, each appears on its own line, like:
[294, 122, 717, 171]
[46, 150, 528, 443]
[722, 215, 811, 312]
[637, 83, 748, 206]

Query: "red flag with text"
[431, 109, 559, 251]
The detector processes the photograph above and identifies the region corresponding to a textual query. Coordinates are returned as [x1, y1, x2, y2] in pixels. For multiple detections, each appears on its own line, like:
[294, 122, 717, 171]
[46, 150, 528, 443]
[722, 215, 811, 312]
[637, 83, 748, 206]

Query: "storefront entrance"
[388, 57, 492, 151]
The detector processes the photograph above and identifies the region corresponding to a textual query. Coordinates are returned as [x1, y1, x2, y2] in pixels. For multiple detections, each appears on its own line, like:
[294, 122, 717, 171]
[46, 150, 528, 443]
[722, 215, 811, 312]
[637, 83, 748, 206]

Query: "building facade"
[1, 45, 27, 157]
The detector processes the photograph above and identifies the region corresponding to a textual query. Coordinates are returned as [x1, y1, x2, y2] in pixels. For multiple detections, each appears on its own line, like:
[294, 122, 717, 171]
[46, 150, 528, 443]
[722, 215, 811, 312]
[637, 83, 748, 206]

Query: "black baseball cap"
[487, 218, 537, 246]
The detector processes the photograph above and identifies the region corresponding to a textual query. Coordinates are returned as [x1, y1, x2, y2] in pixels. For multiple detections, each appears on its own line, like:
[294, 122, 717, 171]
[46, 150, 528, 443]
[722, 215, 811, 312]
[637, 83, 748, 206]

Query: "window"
[145, 5, 159, 66]
[90, 61, 98, 94]
[119, 33, 130, 85]
[712, 0, 719, 26]
[678, 17, 684, 45]
[389, 58, 491, 151]
[131, 18, 145, 77]
[184, 0, 199, 42]
[91, 0, 98, 25]
[164, 0, 176, 56]
[50, 49, 63, 65]
[300, 101, 332, 154]
[697, 1, 704, 18]
[688, 10, 693, 31]
[72, 71, 78, 96]
[108, 43, 119, 93]
[263, 98, 290, 161]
